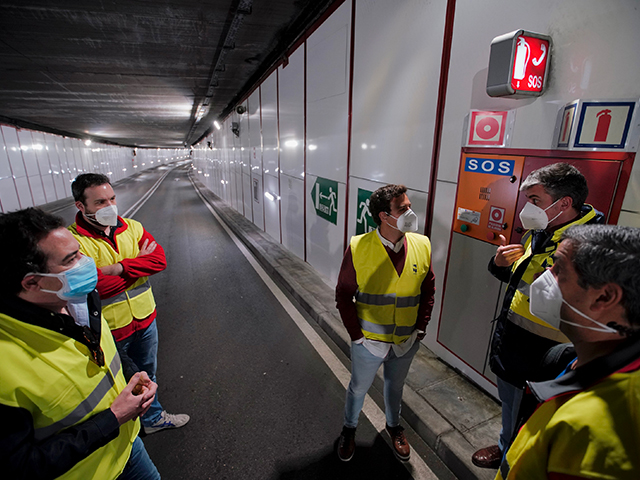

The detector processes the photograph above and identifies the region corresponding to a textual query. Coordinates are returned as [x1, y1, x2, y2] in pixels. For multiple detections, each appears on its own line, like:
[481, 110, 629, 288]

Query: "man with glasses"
[497, 225, 640, 479]
[0, 208, 160, 479]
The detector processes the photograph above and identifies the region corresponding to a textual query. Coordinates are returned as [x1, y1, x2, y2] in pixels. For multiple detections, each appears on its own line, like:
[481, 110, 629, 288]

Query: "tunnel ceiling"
[0, 0, 337, 148]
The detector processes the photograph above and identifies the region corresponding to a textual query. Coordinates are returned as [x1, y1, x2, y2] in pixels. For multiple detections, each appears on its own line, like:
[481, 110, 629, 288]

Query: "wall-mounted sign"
[486, 30, 551, 98]
[311, 176, 338, 224]
[554, 99, 640, 151]
[465, 110, 515, 147]
[356, 188, 376, 234]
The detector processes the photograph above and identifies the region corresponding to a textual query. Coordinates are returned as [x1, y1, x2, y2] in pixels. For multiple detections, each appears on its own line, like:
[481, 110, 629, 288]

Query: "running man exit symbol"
[311, 177, 338, 224]
[356, 188, 376, 235]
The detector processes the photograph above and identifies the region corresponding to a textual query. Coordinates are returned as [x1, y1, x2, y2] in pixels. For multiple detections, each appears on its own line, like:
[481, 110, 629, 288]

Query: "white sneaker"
[143, 411, 190, 435]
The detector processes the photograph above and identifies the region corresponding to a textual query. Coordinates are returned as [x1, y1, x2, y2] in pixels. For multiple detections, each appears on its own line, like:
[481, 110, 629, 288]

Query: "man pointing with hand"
[472, 163, 604, 469]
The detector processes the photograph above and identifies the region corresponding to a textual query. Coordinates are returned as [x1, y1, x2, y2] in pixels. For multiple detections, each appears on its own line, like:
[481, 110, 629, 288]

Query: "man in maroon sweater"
[335, 184, 435, 462]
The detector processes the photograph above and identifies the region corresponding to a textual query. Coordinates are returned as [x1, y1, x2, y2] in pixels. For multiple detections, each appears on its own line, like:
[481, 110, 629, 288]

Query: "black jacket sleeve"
[488, 256, 512, 284]
[0, 403, 121, 479]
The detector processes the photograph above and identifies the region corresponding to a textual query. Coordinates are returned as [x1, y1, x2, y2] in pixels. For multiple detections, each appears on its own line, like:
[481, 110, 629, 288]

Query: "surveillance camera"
[236, 105, 246, 115]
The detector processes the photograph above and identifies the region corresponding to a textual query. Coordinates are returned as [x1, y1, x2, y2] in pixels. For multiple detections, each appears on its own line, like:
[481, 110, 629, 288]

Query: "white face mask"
[86, 204, 118, 227]
[519, 198, 562, 231]
[529, 269, 618, 334]
[386, 209, 419, 233]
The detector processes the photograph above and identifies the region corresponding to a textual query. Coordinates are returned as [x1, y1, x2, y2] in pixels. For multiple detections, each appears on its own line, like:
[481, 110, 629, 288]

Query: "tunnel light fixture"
[214, 121, 221, 130]
[264, 191, 280, 202]
[308, 144, 317, 151]
[85, 140, 92, 146]
[284, 139, 298, 148]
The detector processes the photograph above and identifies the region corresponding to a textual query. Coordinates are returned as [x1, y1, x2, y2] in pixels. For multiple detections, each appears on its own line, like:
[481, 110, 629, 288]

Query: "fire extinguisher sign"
[574, 101, 636, 149]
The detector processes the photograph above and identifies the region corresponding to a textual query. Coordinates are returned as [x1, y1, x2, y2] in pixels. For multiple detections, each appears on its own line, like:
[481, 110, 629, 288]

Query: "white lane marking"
[123, 169, 173, 218]
[190, 178, 438, 480]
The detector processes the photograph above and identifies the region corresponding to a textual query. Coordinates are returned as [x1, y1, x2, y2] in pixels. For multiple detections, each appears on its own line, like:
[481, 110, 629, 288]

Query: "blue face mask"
[34, 255, 98, 302]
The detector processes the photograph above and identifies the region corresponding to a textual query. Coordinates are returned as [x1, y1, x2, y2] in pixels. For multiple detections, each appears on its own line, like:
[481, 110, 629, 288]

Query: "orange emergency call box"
[453, 153, 525, 246]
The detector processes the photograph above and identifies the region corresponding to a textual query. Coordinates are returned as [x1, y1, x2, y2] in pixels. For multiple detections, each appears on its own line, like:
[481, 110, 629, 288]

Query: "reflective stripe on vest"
[34, 353, 121, 440]
[351, 231, 431, 344]
[357, 318, 416, 337]
[355, 291, 421, 308]
[507, 310, 568, 342]
[101, 280, 151, 307]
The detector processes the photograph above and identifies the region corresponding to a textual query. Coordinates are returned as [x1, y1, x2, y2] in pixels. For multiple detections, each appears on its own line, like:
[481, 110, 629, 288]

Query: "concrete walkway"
[192, 176, 501, 480]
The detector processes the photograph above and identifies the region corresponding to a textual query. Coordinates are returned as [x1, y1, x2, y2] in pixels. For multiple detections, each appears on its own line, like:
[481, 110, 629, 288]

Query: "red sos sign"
[487, 30, 552, 98]
[510, 34, 550, 93]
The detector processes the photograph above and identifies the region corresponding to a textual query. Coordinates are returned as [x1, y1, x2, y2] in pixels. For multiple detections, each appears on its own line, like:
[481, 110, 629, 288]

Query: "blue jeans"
[117, 319, 163, 426]
[497, 377, 524, 452]
[118, 437, 161, 480]
[344, 340, 420, 428]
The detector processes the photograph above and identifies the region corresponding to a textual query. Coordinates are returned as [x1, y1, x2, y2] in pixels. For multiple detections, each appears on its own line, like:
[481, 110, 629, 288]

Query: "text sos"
[464, 158, 515, 176]
[527, 75, 543, 90]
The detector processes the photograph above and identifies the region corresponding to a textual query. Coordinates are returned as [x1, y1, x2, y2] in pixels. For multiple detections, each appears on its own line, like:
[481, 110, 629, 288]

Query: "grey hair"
[520, 163, 588, 211]
[561, 225, 640, 327]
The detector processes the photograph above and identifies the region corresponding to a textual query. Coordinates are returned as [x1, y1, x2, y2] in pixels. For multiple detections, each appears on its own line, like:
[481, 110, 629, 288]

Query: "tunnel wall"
[0, 124, 187, 211]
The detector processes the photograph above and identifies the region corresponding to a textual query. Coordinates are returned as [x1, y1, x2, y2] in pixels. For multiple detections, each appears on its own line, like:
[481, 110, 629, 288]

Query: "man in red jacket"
[70, 173, 189, 435]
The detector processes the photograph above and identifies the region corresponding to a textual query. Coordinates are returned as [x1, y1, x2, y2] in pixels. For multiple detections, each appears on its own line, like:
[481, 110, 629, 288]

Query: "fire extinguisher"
[594, 109, 611, 142]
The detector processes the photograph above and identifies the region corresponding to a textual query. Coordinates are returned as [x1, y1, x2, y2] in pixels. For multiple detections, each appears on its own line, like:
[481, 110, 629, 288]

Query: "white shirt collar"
[376, 228, 404, 253]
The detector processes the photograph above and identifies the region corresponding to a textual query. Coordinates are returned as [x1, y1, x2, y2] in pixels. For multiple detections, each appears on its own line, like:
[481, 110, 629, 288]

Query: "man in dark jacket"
[0, 208, 160, 479]
[472, 163, 604, 469]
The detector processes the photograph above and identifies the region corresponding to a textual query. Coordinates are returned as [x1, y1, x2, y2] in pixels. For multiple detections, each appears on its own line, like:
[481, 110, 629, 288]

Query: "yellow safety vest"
[351, 231, 431, 344]
[0, 313, 139, 479]
[497, 369, 640, 480]
[508, 206, 597, 342]
[69, 218, 156, 330]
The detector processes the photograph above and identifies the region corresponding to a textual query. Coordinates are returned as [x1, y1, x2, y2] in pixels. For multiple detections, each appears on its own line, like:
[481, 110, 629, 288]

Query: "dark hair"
[72, 173, 111, 203]
[561, 225, 640, 328]
[520, 163, 588, 211]
[369, 184, 407, 226]
[0, 208, 65, 296]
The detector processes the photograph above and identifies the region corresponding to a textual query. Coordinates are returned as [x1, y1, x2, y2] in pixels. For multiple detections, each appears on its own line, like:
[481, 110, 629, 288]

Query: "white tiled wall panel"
[306, 1, 351, 183]
[263, 173, 280, 242]
[280, 174, 305, 260]
[349, 0, 445, 194]
[278, 48, 305, 179]
[0, 124, 184, 213]
[242, 172, 253, 221]
[261, 73, 279, 181]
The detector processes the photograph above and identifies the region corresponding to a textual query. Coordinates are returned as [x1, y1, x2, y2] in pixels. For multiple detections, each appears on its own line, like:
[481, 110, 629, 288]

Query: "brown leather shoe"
[472, 444, 502, 469]
[337, 427, 356, 462]
[386, 424, 410, 461]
